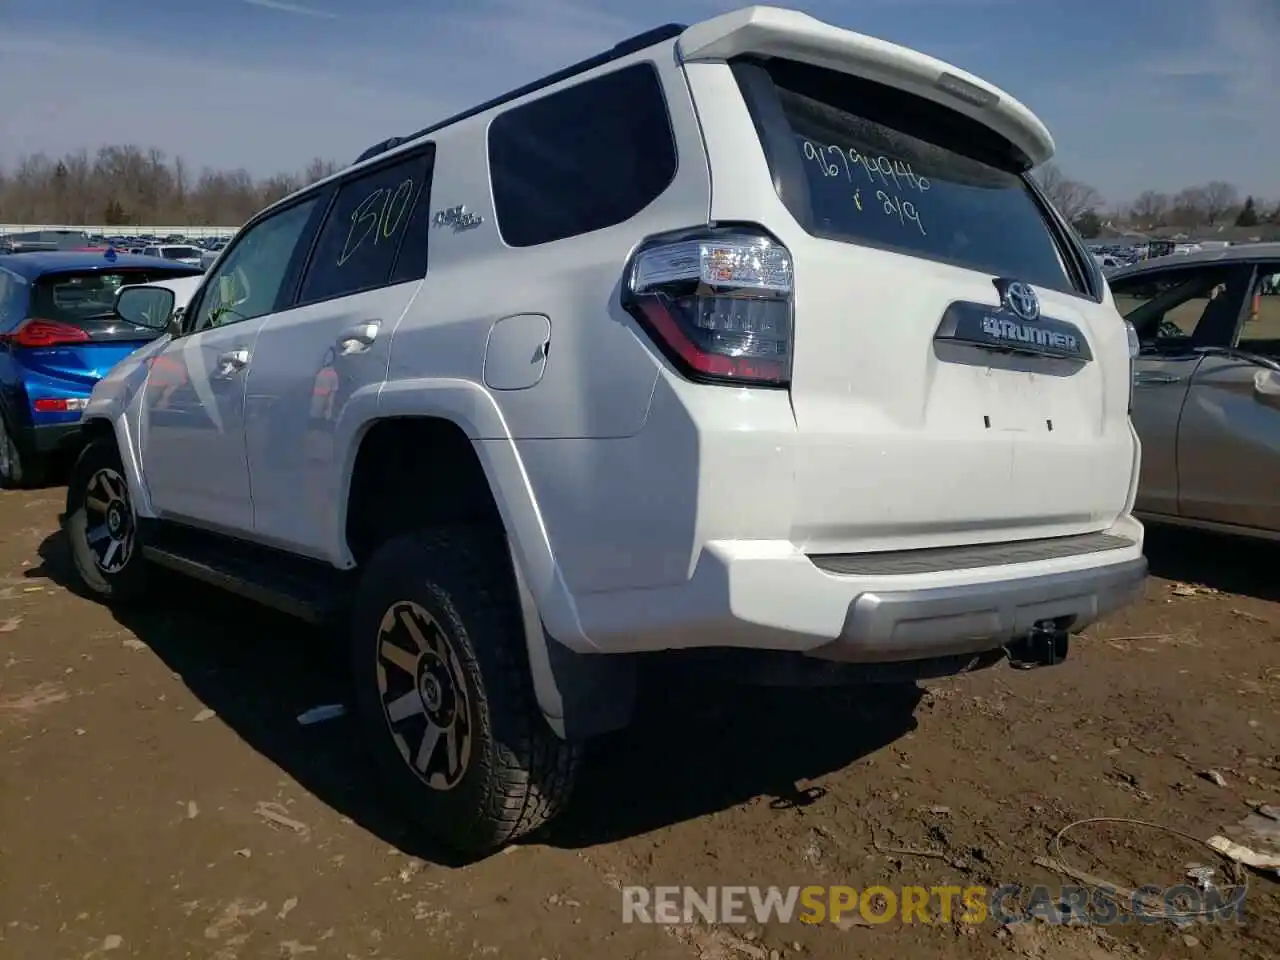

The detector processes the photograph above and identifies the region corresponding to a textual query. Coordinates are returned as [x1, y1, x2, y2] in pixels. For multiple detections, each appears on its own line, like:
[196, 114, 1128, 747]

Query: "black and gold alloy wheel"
[350, 527, 582, 856]
[81, 466, 135, 574]
[376, 600, 473, 790]
[66, 438, 152, 602]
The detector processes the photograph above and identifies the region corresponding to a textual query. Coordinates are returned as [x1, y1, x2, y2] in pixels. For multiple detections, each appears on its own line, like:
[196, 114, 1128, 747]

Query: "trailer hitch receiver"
[1005, 622, 1069, 669]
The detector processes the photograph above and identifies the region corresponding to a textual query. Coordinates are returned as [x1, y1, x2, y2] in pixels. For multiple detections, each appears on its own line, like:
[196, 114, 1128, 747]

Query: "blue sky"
[1, 0, 1276, 206]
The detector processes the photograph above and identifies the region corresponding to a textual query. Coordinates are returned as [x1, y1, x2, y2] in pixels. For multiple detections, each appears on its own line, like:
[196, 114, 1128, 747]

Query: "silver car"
[1111, 244, 1280, 538]
[140, 244, 205, 267]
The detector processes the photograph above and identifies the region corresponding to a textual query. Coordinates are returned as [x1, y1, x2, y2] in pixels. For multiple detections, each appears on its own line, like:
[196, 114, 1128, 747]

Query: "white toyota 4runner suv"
[65, 6, 1146, 855]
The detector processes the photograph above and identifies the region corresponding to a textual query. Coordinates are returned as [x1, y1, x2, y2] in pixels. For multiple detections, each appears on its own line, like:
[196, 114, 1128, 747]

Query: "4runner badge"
[432, 204, 484, 232]
[932, 293, 1092, 362]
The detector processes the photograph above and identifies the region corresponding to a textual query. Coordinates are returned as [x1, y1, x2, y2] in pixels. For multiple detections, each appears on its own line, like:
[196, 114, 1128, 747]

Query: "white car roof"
[120, 274, 204, 307]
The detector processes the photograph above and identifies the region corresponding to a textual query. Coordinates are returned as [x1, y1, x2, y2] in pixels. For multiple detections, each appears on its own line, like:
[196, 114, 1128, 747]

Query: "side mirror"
[1254, 369, 1280, 410]
[115, 286, 176, 331]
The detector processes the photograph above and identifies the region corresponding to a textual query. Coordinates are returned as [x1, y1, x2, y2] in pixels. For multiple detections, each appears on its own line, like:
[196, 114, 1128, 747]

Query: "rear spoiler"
[676, 5, 1054, 168]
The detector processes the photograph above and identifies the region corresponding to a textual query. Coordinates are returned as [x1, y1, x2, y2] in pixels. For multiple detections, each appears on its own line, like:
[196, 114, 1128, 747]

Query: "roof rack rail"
[351, 21, 687, 166]
[354, 136, 410, 164]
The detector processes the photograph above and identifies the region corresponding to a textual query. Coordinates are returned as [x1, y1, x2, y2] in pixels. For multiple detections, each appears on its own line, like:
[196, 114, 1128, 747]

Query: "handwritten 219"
[802, 139, 927, 235]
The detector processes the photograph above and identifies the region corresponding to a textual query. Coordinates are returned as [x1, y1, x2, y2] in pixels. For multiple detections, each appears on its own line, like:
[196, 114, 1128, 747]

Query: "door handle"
[1133, 372, 1180, 385]
[213, 348, 250, 379]
[337, 320, 380, 355]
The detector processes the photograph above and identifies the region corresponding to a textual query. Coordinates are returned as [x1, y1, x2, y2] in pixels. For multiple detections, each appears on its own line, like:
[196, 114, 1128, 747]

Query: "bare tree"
[1032, 163, 1103, 222]
[1129, 190, 1170, 227]
[1202, 181, 1239, 226]
[5, 145, 1265, 239]
[0, 145, 342, 226]
[304, 157, 339, 184]
[1170, 186, 1209, 227]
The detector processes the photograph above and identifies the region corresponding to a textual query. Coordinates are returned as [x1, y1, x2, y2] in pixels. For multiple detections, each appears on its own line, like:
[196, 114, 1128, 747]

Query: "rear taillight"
[622, 229, 793, 386]
[33, 397, 88, 413]
[0, 318, 91, 349]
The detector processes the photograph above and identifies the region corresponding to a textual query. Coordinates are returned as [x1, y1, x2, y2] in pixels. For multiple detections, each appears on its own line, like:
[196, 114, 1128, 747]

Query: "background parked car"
[1111, 243, 1280, 537]
[141, 244, 205, 267]
[0, 250, 203, 487]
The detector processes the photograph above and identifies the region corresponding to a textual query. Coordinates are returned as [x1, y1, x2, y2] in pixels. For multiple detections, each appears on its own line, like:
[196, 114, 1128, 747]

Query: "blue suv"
[0, 250, 202, 487]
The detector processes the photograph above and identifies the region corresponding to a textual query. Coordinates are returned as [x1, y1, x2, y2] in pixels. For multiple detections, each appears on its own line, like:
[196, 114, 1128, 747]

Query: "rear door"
[1110, 262, 1247, 516]
[244, 146, 434, 559]
[685, 54, 1130, 553]
[1176, 261, 1280, 530]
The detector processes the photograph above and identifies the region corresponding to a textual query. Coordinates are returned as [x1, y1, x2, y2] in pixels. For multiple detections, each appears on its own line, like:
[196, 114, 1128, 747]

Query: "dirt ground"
[1, 486, 1278, 960]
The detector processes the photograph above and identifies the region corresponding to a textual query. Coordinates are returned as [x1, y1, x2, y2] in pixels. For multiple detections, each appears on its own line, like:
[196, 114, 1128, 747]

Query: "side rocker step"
[138, 521, 355, 624]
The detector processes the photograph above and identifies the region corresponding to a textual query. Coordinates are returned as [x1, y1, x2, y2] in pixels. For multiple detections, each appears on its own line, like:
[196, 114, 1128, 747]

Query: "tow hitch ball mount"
[1005, 621, 1070, 669]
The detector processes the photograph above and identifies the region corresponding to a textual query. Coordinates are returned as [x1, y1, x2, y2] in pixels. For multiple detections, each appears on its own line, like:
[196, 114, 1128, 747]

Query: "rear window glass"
[734, 59, 1079, 295]
[32, 270, 196, 325]
[161, 246, 201, 259]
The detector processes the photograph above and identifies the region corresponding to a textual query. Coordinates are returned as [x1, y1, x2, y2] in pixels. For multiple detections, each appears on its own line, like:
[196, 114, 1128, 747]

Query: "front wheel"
[350, 527, 581, 857]
[65, 439, 151, 602]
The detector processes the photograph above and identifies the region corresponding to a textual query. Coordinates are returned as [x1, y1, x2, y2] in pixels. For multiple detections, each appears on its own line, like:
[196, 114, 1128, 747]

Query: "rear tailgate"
[679, 8, 1134, 554]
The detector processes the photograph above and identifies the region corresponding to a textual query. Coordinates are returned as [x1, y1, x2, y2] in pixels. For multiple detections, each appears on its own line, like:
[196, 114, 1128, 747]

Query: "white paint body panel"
[81, 5, 1143, 668]
[681, 58, 1135, 553]
[140, 317, 267, 531]
[244, 281, 421, 560]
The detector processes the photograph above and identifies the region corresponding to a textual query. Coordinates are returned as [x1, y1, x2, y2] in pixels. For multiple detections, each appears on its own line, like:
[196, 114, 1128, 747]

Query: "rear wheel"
[66, 439, 151, 602]
[0, 415, 43, 489]
[350, 527, 580, 857]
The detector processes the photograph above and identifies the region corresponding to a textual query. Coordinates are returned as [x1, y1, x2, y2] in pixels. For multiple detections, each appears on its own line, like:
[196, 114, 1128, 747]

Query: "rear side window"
[488, 62, 677, 247]
[298, 149, 432, 304]
[734, 59, 1082, 296]
[31, 269, 198, 327]
[1110, 266, 1235, 346]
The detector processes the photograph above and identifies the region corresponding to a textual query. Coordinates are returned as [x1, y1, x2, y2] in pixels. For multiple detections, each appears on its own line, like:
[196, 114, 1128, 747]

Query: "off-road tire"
[350, 526, 581, 857]
[65, 438, 152, 602]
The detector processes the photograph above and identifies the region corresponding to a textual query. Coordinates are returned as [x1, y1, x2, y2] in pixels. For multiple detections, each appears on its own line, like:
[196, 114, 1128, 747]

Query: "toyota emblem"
[1003, 281, 1040, 322]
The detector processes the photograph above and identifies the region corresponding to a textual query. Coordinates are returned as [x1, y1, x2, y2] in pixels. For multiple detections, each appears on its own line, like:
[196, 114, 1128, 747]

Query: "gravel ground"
[1, 486, 1277, 959]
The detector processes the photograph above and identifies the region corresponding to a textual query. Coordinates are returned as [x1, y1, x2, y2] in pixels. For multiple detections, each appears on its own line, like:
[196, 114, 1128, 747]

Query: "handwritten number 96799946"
[801, 139, 927, 236]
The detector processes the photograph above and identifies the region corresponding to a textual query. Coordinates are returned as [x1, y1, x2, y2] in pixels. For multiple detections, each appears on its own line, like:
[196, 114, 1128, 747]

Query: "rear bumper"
[806, 555, 1146, 663]
[28, 420, 84, 455]
[570, 518, 1148, 663]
